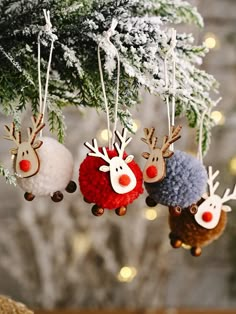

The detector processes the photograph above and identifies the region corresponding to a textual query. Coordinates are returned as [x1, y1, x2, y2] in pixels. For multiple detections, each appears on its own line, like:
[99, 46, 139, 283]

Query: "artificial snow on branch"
[0, 0, 218, 161]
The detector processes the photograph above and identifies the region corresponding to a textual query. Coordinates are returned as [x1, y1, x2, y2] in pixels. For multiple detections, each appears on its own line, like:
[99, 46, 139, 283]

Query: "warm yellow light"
[204, 33, 219, 49]
[229, 157, 236, 175]
[205, 37, 216, 49]
[144, 208, 158, 221]
[211, 110, 225, 125]
[117, 266, 137, 282]
[131, 119, 141, 133]
[99, 129, 112, 142]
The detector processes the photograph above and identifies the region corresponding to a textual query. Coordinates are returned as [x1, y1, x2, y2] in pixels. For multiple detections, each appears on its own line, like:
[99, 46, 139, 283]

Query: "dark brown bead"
[115, 206, 127, 216]
[190, 246, 202, 257]
[51, 191, 64, 202]
[91, 205, 104, 216]
[170, 238, 182, 248]
[146, 196, 157, 207]
[24, 192, 35, 201]
[189, 203, 198, 215]
[83, 197, 91, 204]
[169, 206, 182, 216]
[65, 181, 77, 193]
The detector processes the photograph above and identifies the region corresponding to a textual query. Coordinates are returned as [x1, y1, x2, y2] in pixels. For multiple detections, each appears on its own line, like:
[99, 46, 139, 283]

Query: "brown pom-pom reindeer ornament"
[169, 166, 236, 256]
[4, 114, 77, 202]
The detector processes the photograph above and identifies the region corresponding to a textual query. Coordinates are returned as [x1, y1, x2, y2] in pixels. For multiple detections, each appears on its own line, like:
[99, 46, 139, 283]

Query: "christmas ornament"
[169, 166, 236, 256]
[4, 114, 76, 202]
[79, 19, 143, 216]
[144, 150, 208, 208]
[79, 129, 143, 216]
[143, 29, 207, 209]
[4, 10, 76, 202]
[141, 125, 182, 183]
[0, 295, 33, 314]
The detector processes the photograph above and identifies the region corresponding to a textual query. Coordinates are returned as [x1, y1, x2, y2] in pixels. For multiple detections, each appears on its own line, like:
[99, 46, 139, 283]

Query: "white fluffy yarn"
[17, 137, 74, 196]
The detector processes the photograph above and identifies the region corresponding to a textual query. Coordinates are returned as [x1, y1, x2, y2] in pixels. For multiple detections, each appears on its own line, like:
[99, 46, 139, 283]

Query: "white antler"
[27, 114, 45, 145]
[114, 129, 132, 157]
[4, 123, 21, 146]
[207, 166, 220, 196]
[85, 139, 111, 164]
[221, 185, 236, 204]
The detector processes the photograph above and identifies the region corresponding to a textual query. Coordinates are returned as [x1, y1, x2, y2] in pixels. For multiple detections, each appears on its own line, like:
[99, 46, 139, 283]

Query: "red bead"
[19, 160, 31, 172]
[146, 165, 158, 178]
[119, 174, 131, 186]
[202, 211, 213, 222]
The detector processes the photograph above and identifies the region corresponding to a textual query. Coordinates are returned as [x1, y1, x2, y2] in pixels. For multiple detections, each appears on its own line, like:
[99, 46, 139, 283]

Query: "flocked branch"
[0, 0, 219, 178]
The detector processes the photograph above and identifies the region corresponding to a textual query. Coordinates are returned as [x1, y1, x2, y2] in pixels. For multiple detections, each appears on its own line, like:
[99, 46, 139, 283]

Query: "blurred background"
[0, 0, 236, 310]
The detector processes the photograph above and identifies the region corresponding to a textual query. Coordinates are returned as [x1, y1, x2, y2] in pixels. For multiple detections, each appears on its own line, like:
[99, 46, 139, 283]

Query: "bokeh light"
[117, 266, 137, 282]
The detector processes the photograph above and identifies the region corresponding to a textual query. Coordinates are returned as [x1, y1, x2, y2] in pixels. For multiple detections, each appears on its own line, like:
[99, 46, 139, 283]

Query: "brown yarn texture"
[169, 210, 227, 247]
[0, 296, 33, 314]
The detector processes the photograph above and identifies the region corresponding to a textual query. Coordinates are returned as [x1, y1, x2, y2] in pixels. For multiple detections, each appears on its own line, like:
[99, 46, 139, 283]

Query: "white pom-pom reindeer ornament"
[4, 114, 77, 202]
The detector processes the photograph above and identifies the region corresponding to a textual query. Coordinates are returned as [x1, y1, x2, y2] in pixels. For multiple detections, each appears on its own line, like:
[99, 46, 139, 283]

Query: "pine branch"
[0, 0, 219, 154]
[0, 165, 16, 185]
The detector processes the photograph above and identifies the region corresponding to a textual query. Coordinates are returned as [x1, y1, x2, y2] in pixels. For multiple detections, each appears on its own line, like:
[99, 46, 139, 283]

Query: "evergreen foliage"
[0, 0, 219, 181]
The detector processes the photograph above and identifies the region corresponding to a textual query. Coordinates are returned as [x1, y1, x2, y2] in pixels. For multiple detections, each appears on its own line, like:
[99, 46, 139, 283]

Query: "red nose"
[19, 160, 31, 172]
[146, 165, 158, 178]
[202, 211, 213, 222]
[119, 174, 131, 186]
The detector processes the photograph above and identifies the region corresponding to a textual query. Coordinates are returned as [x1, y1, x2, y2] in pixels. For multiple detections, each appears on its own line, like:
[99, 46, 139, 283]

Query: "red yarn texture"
[79, 148, 143, 209]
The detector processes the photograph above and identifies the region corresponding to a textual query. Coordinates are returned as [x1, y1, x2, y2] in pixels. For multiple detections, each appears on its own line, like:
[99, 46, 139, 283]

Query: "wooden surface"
[34, 310, 236, 314]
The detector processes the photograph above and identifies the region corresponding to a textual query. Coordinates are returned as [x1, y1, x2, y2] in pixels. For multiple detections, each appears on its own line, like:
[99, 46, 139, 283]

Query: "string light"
[131, 119, 141, 133]
[211, 111, 225, 125]
[117, 266, 137, 282]
[98, 129, 113, 142]
[143, 208, 158, 220]
[229, 157, 236, 175]
[204, 32, 219, 50]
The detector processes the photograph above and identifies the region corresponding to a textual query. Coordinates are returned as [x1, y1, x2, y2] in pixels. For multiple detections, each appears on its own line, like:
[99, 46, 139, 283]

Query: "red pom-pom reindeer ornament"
[79, 128, 143, 216]
[79, 19, 143, 216]
[169, 166, 236, 256]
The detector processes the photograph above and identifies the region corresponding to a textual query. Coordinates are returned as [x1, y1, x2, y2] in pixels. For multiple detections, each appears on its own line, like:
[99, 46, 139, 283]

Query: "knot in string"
[43, 9, 52, 32]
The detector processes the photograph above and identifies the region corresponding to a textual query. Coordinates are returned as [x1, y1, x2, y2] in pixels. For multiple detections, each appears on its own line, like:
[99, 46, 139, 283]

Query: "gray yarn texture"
[144, 150, 208, 208]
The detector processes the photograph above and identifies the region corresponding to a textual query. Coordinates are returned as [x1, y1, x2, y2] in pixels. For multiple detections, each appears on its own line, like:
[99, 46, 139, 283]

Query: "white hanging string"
[164, 29, 177, 151]
[38, 9, 57, 136]
[97, 19, 120, 150]
[97, 45, 112, 149]
[197, 97, 222, 163]
[197, 108, 208, 164]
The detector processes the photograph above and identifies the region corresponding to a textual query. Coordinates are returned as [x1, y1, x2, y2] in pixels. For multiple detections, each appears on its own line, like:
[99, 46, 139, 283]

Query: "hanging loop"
[97, 19, 120, 150]
[164, 28, 177, 151]
[38, 10, 57, 136]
